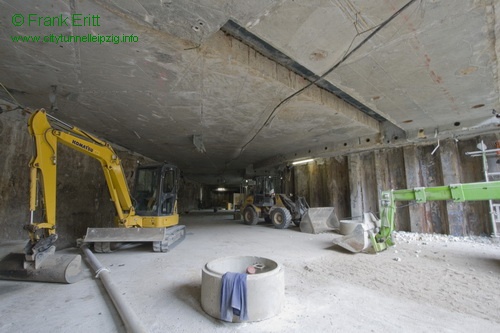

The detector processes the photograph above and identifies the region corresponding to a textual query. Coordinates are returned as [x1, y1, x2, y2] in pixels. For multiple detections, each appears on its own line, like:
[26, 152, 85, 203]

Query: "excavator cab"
[88, 163, 184, 253]
[133, 164, 179, 217]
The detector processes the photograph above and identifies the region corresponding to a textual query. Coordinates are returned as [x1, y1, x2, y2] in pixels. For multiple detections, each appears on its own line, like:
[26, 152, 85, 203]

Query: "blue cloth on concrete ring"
[220, 272, 249, 322]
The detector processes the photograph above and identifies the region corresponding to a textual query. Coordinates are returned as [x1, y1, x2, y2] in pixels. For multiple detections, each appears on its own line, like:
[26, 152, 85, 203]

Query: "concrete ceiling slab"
[1, 0, 500, 185]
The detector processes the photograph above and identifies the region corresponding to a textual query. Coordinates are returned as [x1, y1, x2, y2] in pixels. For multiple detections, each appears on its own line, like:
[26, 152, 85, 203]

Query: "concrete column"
[439, 139, 466, 236]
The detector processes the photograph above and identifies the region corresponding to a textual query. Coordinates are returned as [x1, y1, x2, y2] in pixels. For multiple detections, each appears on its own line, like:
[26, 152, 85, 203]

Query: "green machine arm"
[373, 181, 500, 252]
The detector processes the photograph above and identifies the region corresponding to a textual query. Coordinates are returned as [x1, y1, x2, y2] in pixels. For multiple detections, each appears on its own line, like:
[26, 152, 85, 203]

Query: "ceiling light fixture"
[292, 158, 314, 166]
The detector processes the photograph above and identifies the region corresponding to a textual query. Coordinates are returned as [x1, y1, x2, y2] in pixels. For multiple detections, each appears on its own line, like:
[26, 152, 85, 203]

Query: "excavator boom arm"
[28, 109, 134, 241]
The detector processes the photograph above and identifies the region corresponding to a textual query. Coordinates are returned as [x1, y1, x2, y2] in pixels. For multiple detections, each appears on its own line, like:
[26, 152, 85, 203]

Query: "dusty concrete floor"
[1, 211, 500, 333]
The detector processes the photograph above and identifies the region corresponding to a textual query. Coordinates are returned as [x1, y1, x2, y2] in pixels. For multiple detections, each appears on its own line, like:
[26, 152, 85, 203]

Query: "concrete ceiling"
[1, 0, 500, 185]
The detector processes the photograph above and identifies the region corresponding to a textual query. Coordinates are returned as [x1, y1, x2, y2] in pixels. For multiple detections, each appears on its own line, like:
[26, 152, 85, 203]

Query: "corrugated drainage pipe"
[81, 245, 148, 333]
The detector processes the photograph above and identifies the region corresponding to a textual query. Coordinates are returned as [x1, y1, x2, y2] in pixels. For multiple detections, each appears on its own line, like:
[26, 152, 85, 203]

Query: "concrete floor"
[1, 211, 499, 333]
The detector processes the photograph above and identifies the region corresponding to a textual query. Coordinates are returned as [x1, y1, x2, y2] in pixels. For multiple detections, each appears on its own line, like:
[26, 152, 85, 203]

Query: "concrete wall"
[293, 136, 499, 236]
[177, 177, 203, 213]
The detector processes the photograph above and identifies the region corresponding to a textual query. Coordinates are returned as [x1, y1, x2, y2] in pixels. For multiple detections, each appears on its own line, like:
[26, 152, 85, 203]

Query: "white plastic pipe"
[81, 245, 148, 333]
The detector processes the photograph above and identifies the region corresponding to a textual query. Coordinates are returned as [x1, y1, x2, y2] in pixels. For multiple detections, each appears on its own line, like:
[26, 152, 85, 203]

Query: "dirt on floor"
[0, 211, 499, 333]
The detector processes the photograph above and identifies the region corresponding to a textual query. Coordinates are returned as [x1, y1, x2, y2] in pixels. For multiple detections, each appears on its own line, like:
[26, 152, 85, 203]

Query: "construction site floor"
[1, 211, 499, 332]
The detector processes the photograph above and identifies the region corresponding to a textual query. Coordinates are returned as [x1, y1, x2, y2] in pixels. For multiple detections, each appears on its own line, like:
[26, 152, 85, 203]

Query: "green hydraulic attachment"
[372, 181, 500, 252]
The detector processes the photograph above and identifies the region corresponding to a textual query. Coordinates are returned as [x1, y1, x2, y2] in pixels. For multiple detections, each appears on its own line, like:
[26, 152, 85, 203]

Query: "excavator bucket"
[0, 242, 82, 284]
[332, 213, 378, 253]
[300, 207, 339, 234]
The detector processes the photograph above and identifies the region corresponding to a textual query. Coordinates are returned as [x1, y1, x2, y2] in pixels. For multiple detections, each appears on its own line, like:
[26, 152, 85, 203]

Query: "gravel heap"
[393, 231, 499, 246]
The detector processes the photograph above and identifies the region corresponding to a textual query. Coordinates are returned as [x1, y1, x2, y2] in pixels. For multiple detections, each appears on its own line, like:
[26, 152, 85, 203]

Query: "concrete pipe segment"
[201, 256, 284, 322]
[339, 220, 363, 235]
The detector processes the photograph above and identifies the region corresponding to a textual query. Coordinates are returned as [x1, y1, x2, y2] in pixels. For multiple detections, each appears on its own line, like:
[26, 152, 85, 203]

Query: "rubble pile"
[393, 231, 498, 246]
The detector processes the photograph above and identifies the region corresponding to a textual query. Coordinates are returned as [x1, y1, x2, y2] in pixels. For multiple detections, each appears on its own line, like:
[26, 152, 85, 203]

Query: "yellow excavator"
[0, 109, 185, 283]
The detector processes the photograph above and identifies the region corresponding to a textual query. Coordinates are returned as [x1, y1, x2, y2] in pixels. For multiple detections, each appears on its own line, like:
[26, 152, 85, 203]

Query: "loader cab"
[253, 176, 282, 207]
[133, 164, 179, 217]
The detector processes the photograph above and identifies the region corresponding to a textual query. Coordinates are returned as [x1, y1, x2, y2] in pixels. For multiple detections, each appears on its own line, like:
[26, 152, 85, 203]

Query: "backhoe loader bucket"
[332, 213, 378, 253]
[300, 207, 339, 234]
[0, 251, 82, 284]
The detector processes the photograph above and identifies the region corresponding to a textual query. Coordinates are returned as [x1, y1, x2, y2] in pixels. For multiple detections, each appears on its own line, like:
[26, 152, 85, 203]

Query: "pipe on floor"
[81, 245, 148, 333]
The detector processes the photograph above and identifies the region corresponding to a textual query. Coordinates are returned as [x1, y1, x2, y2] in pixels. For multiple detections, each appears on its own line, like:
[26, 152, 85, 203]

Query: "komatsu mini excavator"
[0, 109, 185, 283]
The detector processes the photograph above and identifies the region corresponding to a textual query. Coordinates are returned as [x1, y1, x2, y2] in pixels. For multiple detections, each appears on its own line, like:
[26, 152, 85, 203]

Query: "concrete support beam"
[204, 31, 380, 132]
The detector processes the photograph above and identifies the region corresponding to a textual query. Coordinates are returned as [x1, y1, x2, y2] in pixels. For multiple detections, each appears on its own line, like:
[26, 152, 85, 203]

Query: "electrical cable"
[233, 0, 419, 162]
[0, 82, 22, 108]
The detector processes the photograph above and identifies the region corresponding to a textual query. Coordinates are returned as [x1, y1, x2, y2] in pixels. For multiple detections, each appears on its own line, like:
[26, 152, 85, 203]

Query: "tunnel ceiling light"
[292, 158, 314, 165]
[215, 187, 227, 192]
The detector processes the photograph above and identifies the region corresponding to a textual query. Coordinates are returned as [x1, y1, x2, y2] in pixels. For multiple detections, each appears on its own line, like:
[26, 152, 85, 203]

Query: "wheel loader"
[240, 175, 339, 232]
[0, 109, 185, 283]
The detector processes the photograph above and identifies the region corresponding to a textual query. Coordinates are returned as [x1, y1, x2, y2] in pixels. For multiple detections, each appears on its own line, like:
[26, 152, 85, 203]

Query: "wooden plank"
[361, 152, 378, 214]
[439, 139, 466, 236]
[403, 145, 428, 233]
[348, 154, 364, 219]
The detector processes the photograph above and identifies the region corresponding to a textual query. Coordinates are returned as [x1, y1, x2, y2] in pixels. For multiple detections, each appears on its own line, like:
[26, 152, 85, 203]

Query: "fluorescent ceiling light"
[292, 158, 314, 165]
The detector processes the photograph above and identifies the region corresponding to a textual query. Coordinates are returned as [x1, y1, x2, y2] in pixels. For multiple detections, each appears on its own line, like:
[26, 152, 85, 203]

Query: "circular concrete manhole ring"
[201, 256, 284, 322]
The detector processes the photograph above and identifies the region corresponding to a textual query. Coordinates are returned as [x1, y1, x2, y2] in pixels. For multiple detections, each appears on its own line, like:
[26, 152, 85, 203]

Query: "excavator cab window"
[133, 164, 178, 216]
[161, 167, 177, 215]
[162, 168, 176, 194]
[134, 168, 159, 212]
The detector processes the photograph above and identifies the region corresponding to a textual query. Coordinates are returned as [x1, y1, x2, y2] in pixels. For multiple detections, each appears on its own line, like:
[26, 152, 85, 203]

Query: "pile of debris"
[393, 231, 499, 246]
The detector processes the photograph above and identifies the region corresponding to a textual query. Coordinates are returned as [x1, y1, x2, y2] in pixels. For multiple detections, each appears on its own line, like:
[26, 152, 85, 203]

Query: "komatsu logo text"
[72, 139, 93, 153]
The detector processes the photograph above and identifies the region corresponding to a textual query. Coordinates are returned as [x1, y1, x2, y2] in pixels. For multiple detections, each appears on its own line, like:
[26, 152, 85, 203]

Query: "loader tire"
[270, 207, 292, 229]
[243, 206, 259, 225]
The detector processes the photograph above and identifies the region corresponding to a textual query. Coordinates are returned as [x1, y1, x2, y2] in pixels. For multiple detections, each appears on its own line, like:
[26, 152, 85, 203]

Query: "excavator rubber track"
[84, 225, 186, 253]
